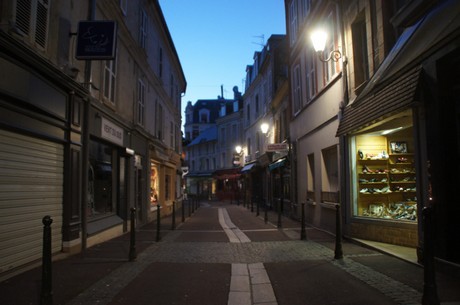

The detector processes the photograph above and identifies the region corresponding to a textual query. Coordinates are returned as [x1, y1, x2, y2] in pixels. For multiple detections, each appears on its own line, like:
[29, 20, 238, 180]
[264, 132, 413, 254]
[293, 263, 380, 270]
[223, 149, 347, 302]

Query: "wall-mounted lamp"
[260, 122, 270, 136]
[310, 29, 342, 62]
[235, 145, 243, 154]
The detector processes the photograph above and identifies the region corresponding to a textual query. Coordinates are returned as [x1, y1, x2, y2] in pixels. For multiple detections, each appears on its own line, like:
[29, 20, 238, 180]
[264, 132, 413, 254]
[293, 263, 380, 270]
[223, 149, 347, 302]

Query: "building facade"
[285, 0, 344, 232]
[0, 0, 185, 280]
[241, 34, 290, 213]
[286, 0, 460, 267]
[184, 89, 243, 200]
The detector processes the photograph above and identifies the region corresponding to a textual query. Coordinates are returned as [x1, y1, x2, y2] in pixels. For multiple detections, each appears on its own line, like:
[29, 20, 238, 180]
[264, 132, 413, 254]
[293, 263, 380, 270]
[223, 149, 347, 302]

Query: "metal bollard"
[156, 204, 161, 242]
[277, 199, 282, 228]
[334, 204, 343, 259]
[129, 207, 137, 261]
[264, 201, 268, 224]
[256, 196, 260, 217]
[188, 198, 191, 217]
[182, 200, 185, 222]
[171, 201, 176, 230]
[40, 215, 53, 305]
[422, 206, 439, 305]
[300, 202, 307, 240]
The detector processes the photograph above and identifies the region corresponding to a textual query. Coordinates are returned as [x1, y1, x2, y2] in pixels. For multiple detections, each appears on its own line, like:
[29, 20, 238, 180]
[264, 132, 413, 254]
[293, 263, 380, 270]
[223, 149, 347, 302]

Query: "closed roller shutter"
[0, 129, 63, 276]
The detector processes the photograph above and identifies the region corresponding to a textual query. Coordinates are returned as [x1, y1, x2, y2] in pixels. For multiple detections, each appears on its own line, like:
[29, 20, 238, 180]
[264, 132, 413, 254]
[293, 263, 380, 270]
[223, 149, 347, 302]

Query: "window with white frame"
[352, 12, 370, 93]
[159, 47, 163, 78]
[293, 64, 302, 113]
[14, 0, 50, 49]
[103, 59, 117, 103]
[289, 0, 298, 46]
[170, 121, 174, 148]
[120, 0, 127, 15]
[156, 102, 164, 139]
[305, 51, 317, 103]
[301, 0, 311, 20]
[323, 10, 340, 83]
[137, 79, 145, 126]
[255, 94, 259, 118]
[139, 9, 148, 49]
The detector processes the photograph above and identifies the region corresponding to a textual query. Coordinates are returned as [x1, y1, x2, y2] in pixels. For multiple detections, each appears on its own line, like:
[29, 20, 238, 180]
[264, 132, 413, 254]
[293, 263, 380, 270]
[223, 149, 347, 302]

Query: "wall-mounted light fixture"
[235, 145, 243, 155]
[260, 122, 270, 137]
[310, 29, 342, 62]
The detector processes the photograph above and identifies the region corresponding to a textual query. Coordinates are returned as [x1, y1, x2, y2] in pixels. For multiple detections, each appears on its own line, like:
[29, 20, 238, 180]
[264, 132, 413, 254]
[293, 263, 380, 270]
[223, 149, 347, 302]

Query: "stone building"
[0, 0, 185, 280]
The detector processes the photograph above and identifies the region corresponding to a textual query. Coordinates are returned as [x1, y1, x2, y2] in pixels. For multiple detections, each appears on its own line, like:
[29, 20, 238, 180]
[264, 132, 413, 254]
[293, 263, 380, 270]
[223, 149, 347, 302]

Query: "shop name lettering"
[104, 124, 122, 139]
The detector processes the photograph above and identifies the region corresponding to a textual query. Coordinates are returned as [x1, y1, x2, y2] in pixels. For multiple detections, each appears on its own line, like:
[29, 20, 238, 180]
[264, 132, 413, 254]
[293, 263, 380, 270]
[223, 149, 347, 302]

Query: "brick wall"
[350, 222, 418, 247]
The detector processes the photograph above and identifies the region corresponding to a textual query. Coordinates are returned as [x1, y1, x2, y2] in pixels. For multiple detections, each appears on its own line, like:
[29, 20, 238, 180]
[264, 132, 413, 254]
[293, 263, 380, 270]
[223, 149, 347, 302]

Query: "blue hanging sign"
[76, 21, 117, 60]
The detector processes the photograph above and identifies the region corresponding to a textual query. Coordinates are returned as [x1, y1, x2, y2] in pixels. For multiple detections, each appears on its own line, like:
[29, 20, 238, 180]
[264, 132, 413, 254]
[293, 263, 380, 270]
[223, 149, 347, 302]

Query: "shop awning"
[336, 65, 422, 136]
[213, 168, 242, 180]
[269, 158, 287, 172]
[241, 162, 257, 173]
[337, 0, 460, 136]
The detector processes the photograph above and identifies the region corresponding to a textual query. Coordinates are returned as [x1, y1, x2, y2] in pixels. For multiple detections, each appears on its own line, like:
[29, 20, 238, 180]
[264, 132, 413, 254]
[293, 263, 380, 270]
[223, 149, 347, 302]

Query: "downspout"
[81, 0, 96, 254]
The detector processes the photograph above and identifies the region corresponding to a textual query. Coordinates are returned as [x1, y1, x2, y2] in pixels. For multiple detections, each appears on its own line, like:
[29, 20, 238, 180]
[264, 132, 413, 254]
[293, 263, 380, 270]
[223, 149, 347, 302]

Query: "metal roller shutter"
[0, 129, 63, 277]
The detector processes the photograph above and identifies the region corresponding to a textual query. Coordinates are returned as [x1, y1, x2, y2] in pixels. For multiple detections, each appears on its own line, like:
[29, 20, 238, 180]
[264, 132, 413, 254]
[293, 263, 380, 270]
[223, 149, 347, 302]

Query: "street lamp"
[310, 29, 342, 62]
[235, 145, 242, 154]
[260, 122, 269, 135]
[310, 27, 345, 259]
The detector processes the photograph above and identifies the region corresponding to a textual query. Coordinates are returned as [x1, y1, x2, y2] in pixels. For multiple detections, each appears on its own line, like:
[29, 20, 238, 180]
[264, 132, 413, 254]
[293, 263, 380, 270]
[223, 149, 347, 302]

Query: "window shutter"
[35, 0, 49, 48]
[15, 0, 31, 36]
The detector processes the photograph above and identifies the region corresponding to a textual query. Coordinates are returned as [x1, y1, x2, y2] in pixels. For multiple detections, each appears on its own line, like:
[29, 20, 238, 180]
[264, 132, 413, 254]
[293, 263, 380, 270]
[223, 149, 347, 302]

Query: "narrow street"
[2, 200, 460, 305]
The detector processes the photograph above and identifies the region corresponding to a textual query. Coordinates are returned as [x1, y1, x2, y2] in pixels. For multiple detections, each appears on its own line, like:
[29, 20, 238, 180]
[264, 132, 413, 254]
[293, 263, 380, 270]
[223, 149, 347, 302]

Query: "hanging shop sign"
[266, 143, 288, 152]
[76, 21, 118, 60]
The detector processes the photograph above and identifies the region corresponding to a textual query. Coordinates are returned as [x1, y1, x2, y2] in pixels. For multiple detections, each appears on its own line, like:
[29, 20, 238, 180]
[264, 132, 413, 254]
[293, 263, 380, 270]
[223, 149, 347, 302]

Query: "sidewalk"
[0, 200, 459, 305]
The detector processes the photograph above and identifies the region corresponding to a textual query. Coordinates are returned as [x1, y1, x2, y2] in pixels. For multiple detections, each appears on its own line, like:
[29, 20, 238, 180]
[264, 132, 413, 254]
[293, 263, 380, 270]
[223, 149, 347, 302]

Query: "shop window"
[150, 163, 159, 206]
[352, 112, 416, 221]
[88, 141, 115, 217]
[321, 146, 339, 203]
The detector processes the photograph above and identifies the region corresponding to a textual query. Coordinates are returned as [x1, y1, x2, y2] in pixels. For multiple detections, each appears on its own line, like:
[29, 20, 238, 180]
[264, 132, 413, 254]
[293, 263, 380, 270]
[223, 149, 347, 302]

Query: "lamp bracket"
[317, 50, 342, 63]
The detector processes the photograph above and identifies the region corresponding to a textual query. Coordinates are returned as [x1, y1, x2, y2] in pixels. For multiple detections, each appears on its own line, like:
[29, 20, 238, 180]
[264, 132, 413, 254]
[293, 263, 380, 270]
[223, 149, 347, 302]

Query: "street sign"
[266, 143, 288, 152]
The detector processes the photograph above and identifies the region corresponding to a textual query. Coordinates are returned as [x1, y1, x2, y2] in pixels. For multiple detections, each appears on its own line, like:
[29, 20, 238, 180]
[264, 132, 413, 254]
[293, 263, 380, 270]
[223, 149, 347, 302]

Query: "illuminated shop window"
[351, 110, 416, 221]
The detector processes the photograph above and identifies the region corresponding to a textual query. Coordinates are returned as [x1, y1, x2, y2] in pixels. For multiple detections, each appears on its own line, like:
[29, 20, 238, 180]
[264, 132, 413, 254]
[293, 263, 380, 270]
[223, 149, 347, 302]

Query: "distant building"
[184, 87, 243, 199]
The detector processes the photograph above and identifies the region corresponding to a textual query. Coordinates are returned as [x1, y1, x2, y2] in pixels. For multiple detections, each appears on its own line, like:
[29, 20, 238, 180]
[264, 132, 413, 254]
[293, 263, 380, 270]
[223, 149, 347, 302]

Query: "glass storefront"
[88, 140, 115, 218]
[150, 162, 160, 207]
[351, 110, 417, 221]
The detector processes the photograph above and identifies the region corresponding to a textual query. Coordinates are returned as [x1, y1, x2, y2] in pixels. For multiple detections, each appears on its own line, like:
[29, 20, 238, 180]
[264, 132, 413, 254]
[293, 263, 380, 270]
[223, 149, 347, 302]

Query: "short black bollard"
[256, 196, 260, 217]
[129, 207, 137, 261]
[188, 198, 191, 217]
[264, 201, 268, 224]
[277, 199, 282, 228]
[156, 204, 161, 242]
[182, 200, 185, 222]
[334, 204, 343, 259]
[422, 206, 439, 305]
[171, 201, 176, 230]
[40, 215, 53, 305]
[300, 202, 307, 240]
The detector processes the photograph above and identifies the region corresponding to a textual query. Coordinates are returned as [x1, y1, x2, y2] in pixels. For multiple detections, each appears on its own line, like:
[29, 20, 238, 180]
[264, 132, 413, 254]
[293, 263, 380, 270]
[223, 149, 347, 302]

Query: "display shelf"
[356, 146, 417, 221]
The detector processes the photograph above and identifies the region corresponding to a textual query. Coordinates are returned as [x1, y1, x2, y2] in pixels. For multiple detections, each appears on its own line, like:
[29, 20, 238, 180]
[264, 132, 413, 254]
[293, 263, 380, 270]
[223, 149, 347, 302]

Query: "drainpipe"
[81, 0, 96, 255]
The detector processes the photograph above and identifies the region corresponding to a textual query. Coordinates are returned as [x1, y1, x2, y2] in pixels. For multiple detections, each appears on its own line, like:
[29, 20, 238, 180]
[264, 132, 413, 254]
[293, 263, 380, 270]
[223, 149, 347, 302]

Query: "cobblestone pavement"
[64, 201, 440, 305]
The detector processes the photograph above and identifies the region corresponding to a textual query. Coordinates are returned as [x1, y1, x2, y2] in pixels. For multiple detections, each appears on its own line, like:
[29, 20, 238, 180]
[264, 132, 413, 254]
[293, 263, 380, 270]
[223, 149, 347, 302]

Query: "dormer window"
[199, 109, 210, 123]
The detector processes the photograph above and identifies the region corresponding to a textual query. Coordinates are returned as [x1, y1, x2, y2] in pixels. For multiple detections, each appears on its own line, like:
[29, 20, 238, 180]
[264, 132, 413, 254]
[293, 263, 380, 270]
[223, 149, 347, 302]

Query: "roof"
[188, 126, 217, 146]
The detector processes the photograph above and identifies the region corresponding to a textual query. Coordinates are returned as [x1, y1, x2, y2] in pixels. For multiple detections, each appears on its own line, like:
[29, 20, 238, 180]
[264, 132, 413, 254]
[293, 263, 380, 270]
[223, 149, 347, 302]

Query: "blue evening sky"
[158, 0, 286, 114]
